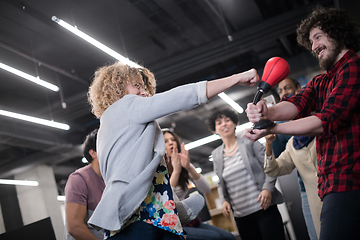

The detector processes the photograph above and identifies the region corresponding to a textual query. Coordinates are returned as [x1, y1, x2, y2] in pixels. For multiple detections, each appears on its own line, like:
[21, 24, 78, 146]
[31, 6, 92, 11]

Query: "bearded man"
[244, 5, 360, 240]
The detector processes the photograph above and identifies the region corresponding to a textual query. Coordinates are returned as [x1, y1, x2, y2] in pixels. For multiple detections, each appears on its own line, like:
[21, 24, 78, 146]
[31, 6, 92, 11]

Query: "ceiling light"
[218, 92, 243, 113]
[82, 157, 88, 163]
[51, 16, 141, 68]
[195, 167, 202, 173]
[184, 121, 265, 150]
[235, 122, 253, 133]
[184, 122, 252, 150]
[185, 134, 220, 150]
[0, 62, 59, 92]
[0, 109, 70, 130]
[0, 179, 38, 186]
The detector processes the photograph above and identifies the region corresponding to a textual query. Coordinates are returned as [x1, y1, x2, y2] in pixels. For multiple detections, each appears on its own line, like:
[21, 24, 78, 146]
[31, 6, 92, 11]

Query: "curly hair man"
[244, 5, 360, 240]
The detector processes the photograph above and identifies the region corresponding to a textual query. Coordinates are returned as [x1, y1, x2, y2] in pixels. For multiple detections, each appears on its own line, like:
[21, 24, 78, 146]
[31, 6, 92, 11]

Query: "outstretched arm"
[206, 69, 259, 99]
[128, 68, 259, 124]
[270, 115, 322, 136]
[244, 99, 322, 142]
[243, 115, 323, 142]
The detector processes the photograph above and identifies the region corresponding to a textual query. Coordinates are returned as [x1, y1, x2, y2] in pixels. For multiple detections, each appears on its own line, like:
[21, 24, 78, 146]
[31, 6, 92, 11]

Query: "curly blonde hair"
[88, 62, 156, 118]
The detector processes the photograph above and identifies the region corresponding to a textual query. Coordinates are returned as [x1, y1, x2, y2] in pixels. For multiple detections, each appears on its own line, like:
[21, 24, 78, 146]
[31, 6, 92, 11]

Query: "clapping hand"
[170, 147, 182, 173]
[179, 143, 190, 170]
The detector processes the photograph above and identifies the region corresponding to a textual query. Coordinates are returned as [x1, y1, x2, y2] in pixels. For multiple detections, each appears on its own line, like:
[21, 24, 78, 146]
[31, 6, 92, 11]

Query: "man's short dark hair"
[297, 5, 360, 52]
[207, 109, 239, 132]
[83, 129, 98, 163]
[288, 78, 301, 89]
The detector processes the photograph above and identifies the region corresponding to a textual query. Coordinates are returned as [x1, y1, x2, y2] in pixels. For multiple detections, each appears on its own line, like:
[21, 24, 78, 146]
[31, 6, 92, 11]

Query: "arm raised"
[206, 69, 259, 99]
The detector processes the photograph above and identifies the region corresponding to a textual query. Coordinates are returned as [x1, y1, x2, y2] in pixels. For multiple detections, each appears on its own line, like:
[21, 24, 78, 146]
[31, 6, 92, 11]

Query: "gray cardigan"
[88, 81, 208, 231]
[212, 133, 283, 208]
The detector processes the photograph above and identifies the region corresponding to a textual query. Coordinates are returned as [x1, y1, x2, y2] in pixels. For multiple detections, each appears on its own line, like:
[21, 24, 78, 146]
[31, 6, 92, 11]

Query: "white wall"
[0, 203, 5, 234]
[15, 165, 64, 240]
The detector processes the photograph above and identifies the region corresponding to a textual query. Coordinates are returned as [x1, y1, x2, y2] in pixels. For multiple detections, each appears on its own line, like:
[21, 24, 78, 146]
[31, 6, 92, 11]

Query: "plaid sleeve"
[316, 62, 360, 139]
[283, 79, 317, 118]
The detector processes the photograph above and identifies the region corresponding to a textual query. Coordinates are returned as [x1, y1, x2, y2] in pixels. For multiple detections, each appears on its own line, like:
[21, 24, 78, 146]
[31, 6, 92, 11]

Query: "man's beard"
[317, 41, 342, 70]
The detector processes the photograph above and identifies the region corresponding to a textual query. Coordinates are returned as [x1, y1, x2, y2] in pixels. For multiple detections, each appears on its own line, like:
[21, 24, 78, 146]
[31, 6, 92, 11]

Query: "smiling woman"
[207, 108, 286, 240]
[85, 60, 259, 240]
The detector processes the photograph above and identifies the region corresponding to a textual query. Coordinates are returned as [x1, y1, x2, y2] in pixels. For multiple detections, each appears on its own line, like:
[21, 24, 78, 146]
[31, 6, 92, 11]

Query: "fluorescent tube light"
[184, 122, 258, 150]
[52, 16, 141, 68]
[235, 122, 253, 133]
[0, 109, 70, 130]
[218, 92, 243, 113]
[185, 134, 220, 150]
[0, 179, 38, 186]
[0, 62, 59, 92]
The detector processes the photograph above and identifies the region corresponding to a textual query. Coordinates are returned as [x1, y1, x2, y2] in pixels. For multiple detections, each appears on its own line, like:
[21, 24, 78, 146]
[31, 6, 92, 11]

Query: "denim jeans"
[300, 191, 318, 240]
[319, 189, 360, 240]
[108, 221, 182, 240]
[183, 222, 236, 240]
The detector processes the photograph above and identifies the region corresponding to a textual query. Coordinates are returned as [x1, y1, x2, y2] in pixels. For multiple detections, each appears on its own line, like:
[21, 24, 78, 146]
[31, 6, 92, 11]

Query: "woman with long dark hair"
[162, 129, 236, 240]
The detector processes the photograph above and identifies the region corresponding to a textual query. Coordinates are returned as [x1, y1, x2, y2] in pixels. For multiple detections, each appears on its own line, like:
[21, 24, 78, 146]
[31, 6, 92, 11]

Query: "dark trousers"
[109, 221, 182, 240]
[320, 189, 360, 240]
[234, 205, 285, 240]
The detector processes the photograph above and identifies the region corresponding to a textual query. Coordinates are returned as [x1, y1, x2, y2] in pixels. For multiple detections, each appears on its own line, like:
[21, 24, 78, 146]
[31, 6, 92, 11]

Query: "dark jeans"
[109, 221, 182, 240]
[234, 205, 285, 240]
[320, 189, 360, 240]
[183, 222, 236, 240]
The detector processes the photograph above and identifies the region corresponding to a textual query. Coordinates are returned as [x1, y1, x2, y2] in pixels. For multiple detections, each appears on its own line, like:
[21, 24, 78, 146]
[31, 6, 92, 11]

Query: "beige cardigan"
[264, 137, 322, 238]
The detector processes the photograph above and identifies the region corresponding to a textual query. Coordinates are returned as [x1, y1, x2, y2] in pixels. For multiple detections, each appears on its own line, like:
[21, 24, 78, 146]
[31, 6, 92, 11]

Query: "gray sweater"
[88, 81, 207, 231]
[212, 133, 284, 207]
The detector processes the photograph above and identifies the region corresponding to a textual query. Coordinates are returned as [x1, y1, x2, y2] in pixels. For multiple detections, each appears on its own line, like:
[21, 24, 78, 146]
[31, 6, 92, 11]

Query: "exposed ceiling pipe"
[0, 40, 89, 85]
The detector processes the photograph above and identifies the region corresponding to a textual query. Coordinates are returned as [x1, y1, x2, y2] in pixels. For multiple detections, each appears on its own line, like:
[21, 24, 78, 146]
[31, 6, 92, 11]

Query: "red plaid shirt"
[285, 50, 360, 200]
